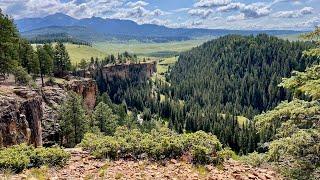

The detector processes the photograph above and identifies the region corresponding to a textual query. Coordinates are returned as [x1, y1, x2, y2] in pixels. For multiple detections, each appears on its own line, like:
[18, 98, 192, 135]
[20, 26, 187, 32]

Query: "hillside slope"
[169, 34, 318, 118]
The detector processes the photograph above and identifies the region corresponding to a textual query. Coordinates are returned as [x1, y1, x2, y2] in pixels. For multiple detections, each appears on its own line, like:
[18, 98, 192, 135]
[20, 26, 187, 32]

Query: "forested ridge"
[169, 34, 318, 118]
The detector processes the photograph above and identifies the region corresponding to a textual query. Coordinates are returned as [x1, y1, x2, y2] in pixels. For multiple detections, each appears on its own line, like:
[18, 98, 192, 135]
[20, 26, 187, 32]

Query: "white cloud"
[272, 7, 313, 18]
[241, 3, 271, 19]
[217, 3, 245, 12]
[188, 8, 213, 19]
[295, 16, 320, 28]
[126, 1, 149, 8]
[194, 0, 231, 8]
[227, 13, 245, 21]
[173, 8, 190, 13]
[1, 0, 126, 19]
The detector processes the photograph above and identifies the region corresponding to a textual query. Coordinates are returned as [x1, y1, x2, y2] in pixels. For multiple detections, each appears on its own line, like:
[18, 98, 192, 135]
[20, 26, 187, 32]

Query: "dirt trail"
[1, 148, 281, 180]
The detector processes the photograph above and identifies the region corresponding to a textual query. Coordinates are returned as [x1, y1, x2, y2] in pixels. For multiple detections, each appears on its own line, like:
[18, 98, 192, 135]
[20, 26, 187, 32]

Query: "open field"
[157, 56, 179, 75]
[32, 39, 207, 64]
[65, 44, 107, 64]
[94, 39, 208, 56]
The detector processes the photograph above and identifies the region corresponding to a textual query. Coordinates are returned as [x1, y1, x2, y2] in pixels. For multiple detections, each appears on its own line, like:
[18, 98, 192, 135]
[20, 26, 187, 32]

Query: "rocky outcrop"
[101, 61, 157, 82]
[0, 87, 43, 147]
[0, 78, 99, 147]
[41, 78, 98, 146]
[62, 78, 98, 110]
[41, 87, 67, 146]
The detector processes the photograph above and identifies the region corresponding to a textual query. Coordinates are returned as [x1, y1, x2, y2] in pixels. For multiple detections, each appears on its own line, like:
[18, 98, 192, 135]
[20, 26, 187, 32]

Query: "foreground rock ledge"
[1, 148, 282, 180]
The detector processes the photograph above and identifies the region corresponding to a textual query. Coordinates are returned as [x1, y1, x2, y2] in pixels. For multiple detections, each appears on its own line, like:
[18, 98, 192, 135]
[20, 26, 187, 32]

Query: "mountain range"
[15, 13, 305, 43]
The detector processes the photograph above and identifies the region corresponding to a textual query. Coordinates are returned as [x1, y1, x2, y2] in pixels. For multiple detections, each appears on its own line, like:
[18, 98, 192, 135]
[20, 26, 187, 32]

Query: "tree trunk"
[40, 72, 44, 87]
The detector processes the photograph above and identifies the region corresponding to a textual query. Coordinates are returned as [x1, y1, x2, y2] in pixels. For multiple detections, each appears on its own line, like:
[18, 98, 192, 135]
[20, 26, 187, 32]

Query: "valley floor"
[1, 148, 281, 180]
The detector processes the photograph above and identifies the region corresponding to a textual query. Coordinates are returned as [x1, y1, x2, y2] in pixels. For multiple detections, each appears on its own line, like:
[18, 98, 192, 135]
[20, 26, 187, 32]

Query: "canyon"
[0, 61, 157, 147]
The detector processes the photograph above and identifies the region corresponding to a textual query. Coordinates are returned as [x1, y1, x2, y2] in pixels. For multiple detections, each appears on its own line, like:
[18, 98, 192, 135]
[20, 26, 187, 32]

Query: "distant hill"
[16, 13, 305, 43]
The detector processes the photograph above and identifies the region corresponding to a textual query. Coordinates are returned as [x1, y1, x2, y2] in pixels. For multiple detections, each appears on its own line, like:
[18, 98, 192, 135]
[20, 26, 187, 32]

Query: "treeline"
[0, 10, 71, 86]
[28, 33, 92, 46]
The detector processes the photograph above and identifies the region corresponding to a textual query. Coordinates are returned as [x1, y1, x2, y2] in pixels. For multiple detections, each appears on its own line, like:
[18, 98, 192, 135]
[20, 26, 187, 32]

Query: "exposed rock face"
[0, 87, 43, 147]
[41, 87, 67, 146]
[0, 78, 99, 147]
[101, 61, 157, 82]
[41, 78, 98, 146]
[63, 78, 98, 110]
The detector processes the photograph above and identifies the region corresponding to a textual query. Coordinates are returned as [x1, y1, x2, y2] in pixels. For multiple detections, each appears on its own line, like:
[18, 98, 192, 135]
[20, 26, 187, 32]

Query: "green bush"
[240, 151, 266, 167]
[0, 144, 32, 173]
[0, 144, 70, 173]
[191, 145, 212, 164]
[31, 147, 70, 167]
[79, 127, 223, 164]
[92, 136, 120, 159]
[218, 148, 238, 160]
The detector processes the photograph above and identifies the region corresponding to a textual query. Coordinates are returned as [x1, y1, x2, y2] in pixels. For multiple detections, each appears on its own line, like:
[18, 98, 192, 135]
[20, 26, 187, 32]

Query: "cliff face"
[0, 87, 43, 147]
[101, 61, 157, 82]
[62, 78, 98, 110]
[42, 78, 98, 146]
[0, 78, 99, 147]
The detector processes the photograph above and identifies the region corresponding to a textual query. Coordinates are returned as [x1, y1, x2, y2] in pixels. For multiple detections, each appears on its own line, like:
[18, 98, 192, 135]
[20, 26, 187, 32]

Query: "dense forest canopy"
[169, 34, 318, 118]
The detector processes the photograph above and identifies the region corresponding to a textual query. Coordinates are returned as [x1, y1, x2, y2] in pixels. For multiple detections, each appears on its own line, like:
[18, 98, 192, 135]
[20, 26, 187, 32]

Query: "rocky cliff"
[0, 78, 98, 147]
[0, 87, 43, 147]
[62, 78, 97, 110]
[101, 61, 157, 82]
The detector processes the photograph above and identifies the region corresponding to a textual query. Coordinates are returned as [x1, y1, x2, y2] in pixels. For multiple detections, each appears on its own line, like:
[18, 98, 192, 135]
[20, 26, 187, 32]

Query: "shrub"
[0, 144, 33, 172]
[0, 144, 70, 173]
[79, 127, 223, 164]
[191, 145, 212, 164]
[218, 148, 238, 160]
[240, 151, 266, 167]
[31, 147, 70, 167]
[91, 136, 120, 159]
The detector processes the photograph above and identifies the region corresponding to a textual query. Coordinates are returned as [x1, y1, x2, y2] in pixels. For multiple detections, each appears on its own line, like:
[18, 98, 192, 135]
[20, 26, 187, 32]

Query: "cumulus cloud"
[188, 8, 213, 19]
[241, 3, 271, 19]
[190, 1, 271, 20]
[227, 13, 245, 21]
[272, 7, 313, 18]
[295, 16, 320, 28]
[126, 1, 149, 8]
[194, 0, 231, 8]
[1, 0, 126, 19]
[217, 3, 245, 12]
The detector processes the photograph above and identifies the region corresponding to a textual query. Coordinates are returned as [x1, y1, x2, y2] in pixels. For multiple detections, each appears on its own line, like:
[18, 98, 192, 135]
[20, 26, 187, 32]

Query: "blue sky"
[0, 0, 319, 30]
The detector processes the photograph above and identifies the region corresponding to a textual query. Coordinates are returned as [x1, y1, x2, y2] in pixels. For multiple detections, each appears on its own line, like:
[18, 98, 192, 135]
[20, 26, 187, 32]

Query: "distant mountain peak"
[15, 12, 304, 43]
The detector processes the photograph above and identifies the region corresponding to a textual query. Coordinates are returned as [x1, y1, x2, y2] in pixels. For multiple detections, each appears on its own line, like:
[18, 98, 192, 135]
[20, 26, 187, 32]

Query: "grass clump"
[79, 127, 222, 165]
[0, 144, 70, 173]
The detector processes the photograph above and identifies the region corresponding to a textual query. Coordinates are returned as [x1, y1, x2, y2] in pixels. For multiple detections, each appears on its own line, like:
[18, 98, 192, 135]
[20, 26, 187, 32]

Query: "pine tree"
[93, 102, 118, 135]
[36, 45, 53, 86]
[59, 92, 87, 147]
[53, 42, 71, 77]
[0, 9, 19, 77]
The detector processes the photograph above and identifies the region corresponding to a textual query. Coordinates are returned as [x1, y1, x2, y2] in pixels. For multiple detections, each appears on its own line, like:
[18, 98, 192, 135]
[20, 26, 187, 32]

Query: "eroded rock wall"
[0, 88, 43, 147]
[102, 61, 157, 82]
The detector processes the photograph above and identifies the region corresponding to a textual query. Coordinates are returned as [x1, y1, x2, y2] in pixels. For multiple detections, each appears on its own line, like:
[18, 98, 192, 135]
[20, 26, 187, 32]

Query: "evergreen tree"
[53, 42, 71, 77]
[0, 9, 19, 77]
[59, 92, 87, 147]
[93, 102, 118, 135]
[79, 59, 87, 70]
[18, 39, 35, 74]
[36, 45, 53, 86]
